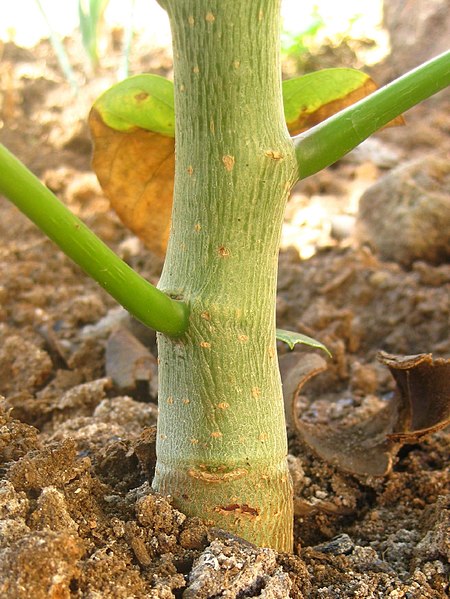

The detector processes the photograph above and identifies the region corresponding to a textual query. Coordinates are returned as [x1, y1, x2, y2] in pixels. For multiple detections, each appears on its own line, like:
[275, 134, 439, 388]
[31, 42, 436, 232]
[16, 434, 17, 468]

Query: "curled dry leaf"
[281, 351, 398, 477]
[378, 351, 450, 443]
[281, 351, 449, 480]
[280, 352, 328, 430]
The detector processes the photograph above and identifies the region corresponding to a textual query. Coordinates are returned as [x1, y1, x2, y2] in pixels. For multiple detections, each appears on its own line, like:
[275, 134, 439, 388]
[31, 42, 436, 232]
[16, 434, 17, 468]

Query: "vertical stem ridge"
[153, 0, 296, 551]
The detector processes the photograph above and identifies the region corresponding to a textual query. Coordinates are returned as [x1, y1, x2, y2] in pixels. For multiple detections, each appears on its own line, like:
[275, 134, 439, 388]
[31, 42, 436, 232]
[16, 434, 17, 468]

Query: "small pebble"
[313, 533, 355, 555]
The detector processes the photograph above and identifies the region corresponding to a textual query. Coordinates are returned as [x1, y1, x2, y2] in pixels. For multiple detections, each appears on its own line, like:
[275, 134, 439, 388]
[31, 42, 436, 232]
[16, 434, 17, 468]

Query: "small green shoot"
[276, 329, 332, 357]
[78, 0, 110, 69]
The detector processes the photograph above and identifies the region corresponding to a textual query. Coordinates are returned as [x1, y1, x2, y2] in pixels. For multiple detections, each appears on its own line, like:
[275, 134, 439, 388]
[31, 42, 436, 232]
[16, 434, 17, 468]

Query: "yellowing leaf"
[282, 68, 404, 136]
[93, 74, 175, 136]
[89, 75, 175, 256]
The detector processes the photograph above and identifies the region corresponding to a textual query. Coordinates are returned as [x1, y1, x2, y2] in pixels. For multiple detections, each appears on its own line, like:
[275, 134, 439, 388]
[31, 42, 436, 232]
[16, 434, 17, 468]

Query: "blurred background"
[2, 0, 389, 70]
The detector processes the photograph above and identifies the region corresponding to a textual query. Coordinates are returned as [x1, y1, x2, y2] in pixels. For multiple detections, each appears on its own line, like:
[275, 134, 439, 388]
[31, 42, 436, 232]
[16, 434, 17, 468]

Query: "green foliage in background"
[281, 5, 325, 64]
[78, 0, 110, 68]
[34, 0, 135, 85]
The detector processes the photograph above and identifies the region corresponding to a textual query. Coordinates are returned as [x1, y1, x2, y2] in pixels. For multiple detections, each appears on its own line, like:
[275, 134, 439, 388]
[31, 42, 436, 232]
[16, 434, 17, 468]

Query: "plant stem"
[153, 0, 296, 551]
[0, 143, 188, 337]
[295, 50, 450, 179]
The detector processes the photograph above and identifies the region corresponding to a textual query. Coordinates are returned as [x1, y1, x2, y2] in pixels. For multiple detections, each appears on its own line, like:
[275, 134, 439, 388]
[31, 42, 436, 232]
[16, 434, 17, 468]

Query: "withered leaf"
[378, 351, 450, 443]
[281, 351, 449, 480]
[280, 352, 328, 430]
[89, 108, 174, 256]
[89, 74, 175, 256]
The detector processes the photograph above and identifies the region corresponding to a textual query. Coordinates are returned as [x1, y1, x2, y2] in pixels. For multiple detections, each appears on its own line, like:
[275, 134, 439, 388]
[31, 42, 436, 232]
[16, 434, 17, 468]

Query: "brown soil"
[0, 35, 448, 598]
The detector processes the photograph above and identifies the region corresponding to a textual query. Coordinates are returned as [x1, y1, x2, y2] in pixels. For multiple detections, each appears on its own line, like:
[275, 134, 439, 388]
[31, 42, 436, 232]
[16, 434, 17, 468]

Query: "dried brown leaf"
[282, 351, 449, 479]
[378, 351, 450, 443]
[89, 108, 174, 256]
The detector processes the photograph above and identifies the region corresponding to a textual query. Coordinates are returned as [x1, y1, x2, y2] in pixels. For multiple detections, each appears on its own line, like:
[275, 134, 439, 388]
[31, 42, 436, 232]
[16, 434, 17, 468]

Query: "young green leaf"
[276, 328, 331, 357]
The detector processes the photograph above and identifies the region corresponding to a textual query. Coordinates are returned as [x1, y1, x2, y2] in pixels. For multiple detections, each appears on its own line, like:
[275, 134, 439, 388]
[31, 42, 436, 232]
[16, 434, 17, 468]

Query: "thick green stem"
[153, 0, 296, 551]
[295, 50, 450, 179]
[0, 143, 188, 337]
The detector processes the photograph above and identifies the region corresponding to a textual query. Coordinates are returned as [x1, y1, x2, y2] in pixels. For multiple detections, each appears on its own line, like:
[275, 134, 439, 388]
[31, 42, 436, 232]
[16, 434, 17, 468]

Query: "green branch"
[294, 50, 450, 180]
[0, 143, 189, 337]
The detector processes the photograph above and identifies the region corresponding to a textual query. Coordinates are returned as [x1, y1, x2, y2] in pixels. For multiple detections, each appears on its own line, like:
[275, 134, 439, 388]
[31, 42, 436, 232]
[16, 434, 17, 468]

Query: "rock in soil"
[356, 155, 450, 267]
